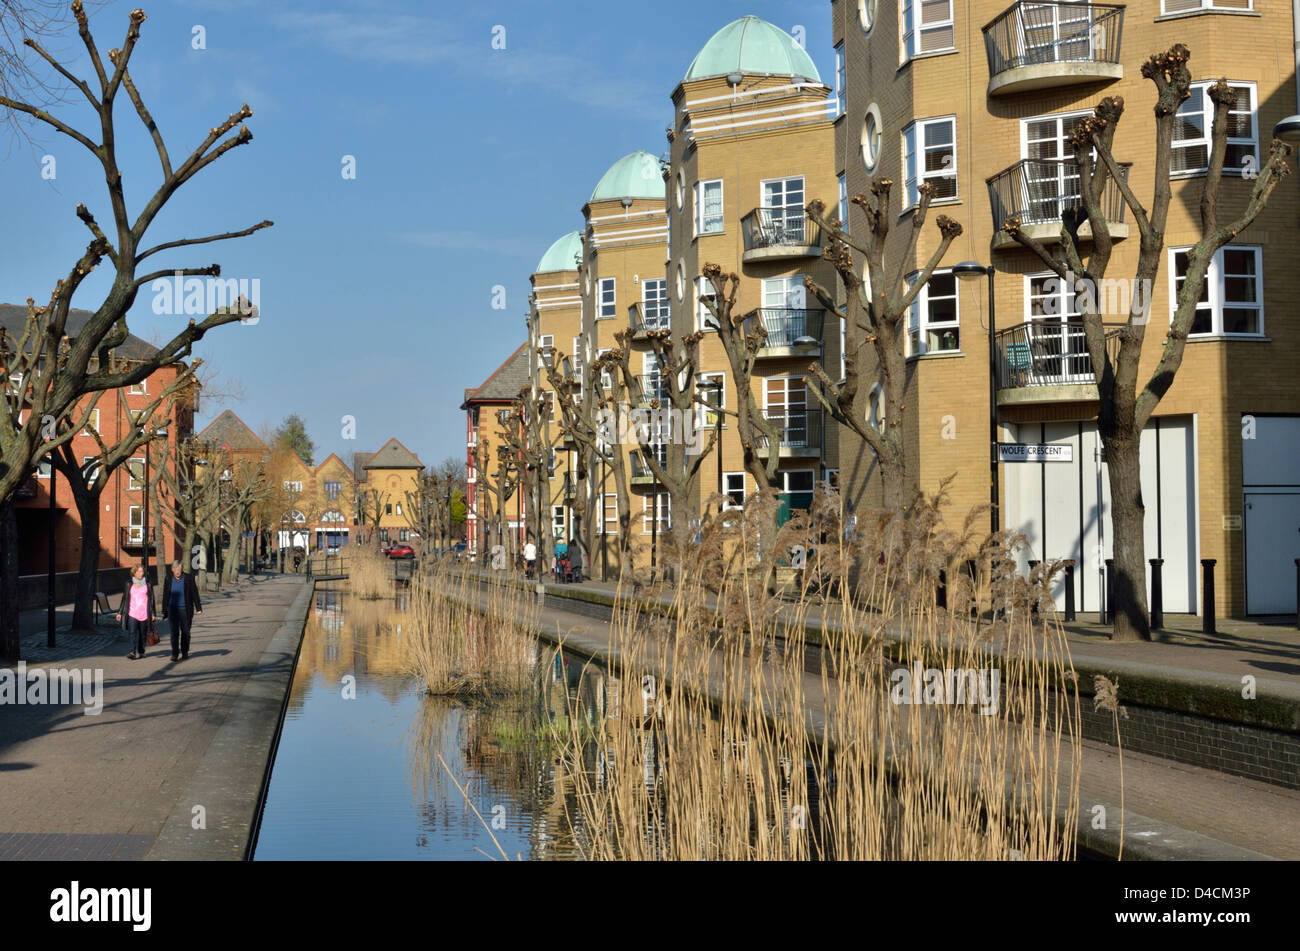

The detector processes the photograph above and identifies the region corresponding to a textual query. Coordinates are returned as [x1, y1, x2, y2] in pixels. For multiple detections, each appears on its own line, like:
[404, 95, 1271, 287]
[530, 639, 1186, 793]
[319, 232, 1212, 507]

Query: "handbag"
[147, 621, 160, 647]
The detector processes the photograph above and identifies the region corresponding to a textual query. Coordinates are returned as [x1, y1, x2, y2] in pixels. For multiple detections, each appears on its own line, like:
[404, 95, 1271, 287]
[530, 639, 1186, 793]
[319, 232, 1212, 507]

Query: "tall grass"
[553, 487, 1083, 860]
[347, 545, 394, 600]
[403, 563, 539, 699]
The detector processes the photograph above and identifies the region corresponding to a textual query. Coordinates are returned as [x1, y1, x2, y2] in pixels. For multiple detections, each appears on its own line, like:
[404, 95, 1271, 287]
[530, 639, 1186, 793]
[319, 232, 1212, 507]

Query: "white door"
[1245, 494, 1300, 614]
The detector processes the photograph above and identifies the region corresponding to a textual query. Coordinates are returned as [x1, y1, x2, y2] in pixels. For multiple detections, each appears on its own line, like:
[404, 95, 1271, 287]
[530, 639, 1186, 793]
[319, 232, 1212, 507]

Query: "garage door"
[1245, 493, 1300, 615]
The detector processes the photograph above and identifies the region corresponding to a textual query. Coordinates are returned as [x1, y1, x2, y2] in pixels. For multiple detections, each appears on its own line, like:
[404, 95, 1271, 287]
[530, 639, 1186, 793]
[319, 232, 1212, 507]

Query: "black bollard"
[1149, 558, 1164, 631]
[1103, 558, 1114, 625]
[1063, 561, 1076, 622]
[937, 568, 947, 609]
[1201, 558, 1217, 635]
[1294, 559, 1299, 631]
[1028, 560, 1040, 617]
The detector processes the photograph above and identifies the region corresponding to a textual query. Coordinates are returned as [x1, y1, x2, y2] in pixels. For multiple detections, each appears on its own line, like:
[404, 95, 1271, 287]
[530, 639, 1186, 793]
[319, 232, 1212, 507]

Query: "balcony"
[986, 158, 1131, 250]
[121, 526, 158, 550]
[993, 319, 1123, 405]
[753, 410, 823, 458]
[628, 453, 660, 486]
[629, 301, 671, 338]
[742, 308, 825, 358]
[740, 207, 823, 263]
[983, 2, 1124, 97]
[633, 373, 669, 406]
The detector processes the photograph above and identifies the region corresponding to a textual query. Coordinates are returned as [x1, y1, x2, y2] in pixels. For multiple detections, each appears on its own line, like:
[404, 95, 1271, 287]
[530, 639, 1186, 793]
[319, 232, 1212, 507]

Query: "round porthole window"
[861, 103, 882, 173]
[675, 170, 685, 210]
[675, 260, 686, 302]
[858, 0, 877, 34]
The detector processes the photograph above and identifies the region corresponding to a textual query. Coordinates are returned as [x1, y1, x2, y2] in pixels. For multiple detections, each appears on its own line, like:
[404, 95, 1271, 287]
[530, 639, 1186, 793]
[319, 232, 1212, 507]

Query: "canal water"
[252, 586, 588, 860]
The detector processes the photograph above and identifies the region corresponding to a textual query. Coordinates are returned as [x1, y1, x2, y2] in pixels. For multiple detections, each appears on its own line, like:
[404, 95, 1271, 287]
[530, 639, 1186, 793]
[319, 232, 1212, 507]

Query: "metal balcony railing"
[983, 2, 1125, 76]
[742, 308, 826, 350]
[741, 207, 823, 254]
[987, 158, 1131, 231]
[993, 319, 1124, 389]
[629, 300, 670, 333]
[122, 526, 157, 548]
[633, 373, 669, 404]
[754, 409, 823, 451]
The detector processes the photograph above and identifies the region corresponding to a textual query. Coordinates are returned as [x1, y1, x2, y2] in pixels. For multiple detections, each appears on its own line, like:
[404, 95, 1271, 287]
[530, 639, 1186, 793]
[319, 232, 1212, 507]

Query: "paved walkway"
[0, 574, 306, 860]
[457, 569, 1300, 859]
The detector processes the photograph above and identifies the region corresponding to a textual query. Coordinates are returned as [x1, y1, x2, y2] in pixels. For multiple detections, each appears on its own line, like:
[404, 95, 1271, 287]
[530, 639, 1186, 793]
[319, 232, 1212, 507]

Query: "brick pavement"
[0, 574, 304, 859]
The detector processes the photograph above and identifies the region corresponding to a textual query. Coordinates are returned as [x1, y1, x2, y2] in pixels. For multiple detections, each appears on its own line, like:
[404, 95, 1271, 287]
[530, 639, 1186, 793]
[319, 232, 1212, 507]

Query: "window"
[901, 0, 954, 60]
[762, 176, 806, 236]
[694, 179, 724, 235]
[698, 372, 725, 428]
[859, 0, 878, 33]
[1173, 81, 1256, 176]
[642, 352, 667, 403]
[597, 348, 613, 392]
[779, 469, 816, 512]
[36, 457, 52, 478]
[907, 269, 960, 354]
[128, 380, 147, 395]
[128, 457, 145, 490]
[763, 275, 806, 311]
[695, 276, 718, 331]
[597, 277, 616, 319]
[378, 528, 389, 544]
[1162, 0, 1253, 12]
[642, 492, 671, 533]
[322, 510, 345, 523]
[325, 481, 341, 500]
[861, 104, 882, 172]
[83, 408, 99, 436]
[399, 529, 410, 542]
[643, 278, 669, 329]
[834, 43, 845, 117]
[1169, 245, 1263, 336]
[538, 334, 554, 367]
[395, 503, 403, 517]
[385, 502, 392, 515]
[598, 493, 618, 534]
[724, 472, 746, 509]
[128, 505, 143, 543]
[765, 377, 811, 447]
[82, 455, 101, 488]
[284, 480, 303, 493]
[867, 383, 886, 432]
[902, 117, 956, 207]
[839, 316, 847, 381]
[552, 505, 566, 539]
[837, 173, 848, 228]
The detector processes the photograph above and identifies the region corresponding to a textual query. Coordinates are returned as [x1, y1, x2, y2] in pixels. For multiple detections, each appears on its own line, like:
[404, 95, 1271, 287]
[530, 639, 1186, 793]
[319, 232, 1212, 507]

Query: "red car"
[384, 544, 415, 559]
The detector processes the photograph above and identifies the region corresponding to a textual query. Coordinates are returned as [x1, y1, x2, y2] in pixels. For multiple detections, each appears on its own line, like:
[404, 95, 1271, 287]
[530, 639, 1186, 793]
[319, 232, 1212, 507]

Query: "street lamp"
[698, 377, 725, 515]
[142, 427, 168, 588]
[953, 261, 999, 534]
[45, 450, 56, 648]
[1274, 116, 1300, 143]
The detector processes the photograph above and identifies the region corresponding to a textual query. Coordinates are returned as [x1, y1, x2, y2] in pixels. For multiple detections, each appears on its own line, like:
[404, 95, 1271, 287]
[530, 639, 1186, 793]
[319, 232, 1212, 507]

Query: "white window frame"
[1172, 81, 1257, 178]
[1162, 0, 1253, 12]
[128, 505, 144, 543]
[1167, 244, 1264, 337]
[642, 278, 669, 328]
[598, 493, 619, 535]
[834, 43, 846, 117]
[83, 408, 99, 436]
[284, 480, 303, 493]
[597, 277, 616, 319]
[128, 380, 147, 395]
[906, 268, 960, 356]
[839, 316, 847, 382]
[698, 372, 725, 429]
[82, 455, 102, 488]
[552, 505, 566, 539]
[693, 179, 724, 236]
[901, 0, 955, 62]
[695, 276, 718, 332]
[723, 471, 746, 510]
[837, 172, 848, 230]
[128, 456, 145, 490]
[642, 492, 671, 534]
[902, 116, 957, 209]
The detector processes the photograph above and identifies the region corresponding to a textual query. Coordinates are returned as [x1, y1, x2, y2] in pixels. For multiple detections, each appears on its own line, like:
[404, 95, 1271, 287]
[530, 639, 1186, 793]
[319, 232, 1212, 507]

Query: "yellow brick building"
[832, 0, 1300, 616]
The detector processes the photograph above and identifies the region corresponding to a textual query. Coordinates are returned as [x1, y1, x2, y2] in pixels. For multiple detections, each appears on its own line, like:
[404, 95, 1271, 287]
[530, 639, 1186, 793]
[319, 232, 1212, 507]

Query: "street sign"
[998, 443, 1072, 463]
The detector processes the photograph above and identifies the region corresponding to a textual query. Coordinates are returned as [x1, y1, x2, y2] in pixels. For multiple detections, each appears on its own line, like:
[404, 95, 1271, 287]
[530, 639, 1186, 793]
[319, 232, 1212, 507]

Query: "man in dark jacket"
[160, 560, 202, 662]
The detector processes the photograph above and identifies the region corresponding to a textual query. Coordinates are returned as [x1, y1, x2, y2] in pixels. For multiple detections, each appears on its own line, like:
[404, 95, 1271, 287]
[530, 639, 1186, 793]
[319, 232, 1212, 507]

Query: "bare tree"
[804, 184, 963, 511]
[0, 3, 271, 657]
[1000, 46, 1290, 640]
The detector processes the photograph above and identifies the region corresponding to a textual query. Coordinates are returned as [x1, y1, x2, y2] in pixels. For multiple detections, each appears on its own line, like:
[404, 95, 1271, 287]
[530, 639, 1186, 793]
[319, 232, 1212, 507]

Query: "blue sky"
[1, 0, 834, 468]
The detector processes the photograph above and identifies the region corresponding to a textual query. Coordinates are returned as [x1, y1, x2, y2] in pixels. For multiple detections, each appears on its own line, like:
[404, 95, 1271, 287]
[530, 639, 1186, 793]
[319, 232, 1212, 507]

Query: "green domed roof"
[589, 151, 665, 203]
[535, 231, 582, 274]
[685, 16, 820, 83]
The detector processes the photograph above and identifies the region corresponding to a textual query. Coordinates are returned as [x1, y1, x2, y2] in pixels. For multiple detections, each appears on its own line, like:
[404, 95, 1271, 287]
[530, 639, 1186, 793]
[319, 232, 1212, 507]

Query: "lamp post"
[698, 377, 725, 514]
[954, 261, 999, 534]
[45, 451, 56, 648]
[141, 427, 169, 588]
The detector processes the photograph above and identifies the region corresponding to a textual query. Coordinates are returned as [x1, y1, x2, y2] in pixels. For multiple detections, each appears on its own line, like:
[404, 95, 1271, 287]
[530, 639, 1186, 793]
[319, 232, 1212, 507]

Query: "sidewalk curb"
[145, 579, 314, 861]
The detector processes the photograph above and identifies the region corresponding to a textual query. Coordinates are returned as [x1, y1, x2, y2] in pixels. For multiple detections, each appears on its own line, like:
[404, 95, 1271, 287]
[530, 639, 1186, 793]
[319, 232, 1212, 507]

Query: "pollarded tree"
[0, 3, 271, 657]
[1001, 46, 1290, 641]
[803, 183, 963, 511]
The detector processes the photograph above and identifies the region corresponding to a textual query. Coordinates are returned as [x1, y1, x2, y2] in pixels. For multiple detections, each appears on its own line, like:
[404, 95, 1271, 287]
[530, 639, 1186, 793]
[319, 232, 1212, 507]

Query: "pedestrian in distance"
[161, 560, 203, 662]
[115, 564, 155, 660]
[523, 535, 537, 579]
[568, 537, 583, 582]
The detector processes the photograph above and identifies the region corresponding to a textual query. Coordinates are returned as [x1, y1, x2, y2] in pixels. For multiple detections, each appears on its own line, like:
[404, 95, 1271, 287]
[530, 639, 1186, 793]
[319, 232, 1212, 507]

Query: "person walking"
[568, 537, 583, 582]
[522, 536, 537, 579]
[160, 560, 203, 662]
[115, 565, 155, 660]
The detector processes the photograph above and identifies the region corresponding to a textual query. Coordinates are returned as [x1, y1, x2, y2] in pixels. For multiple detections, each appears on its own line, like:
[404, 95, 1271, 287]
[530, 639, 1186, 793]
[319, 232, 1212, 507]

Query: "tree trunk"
[70, 484, 102, 631]
[1105, 437, 1151, 641]
[0, 499, 20, 661]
